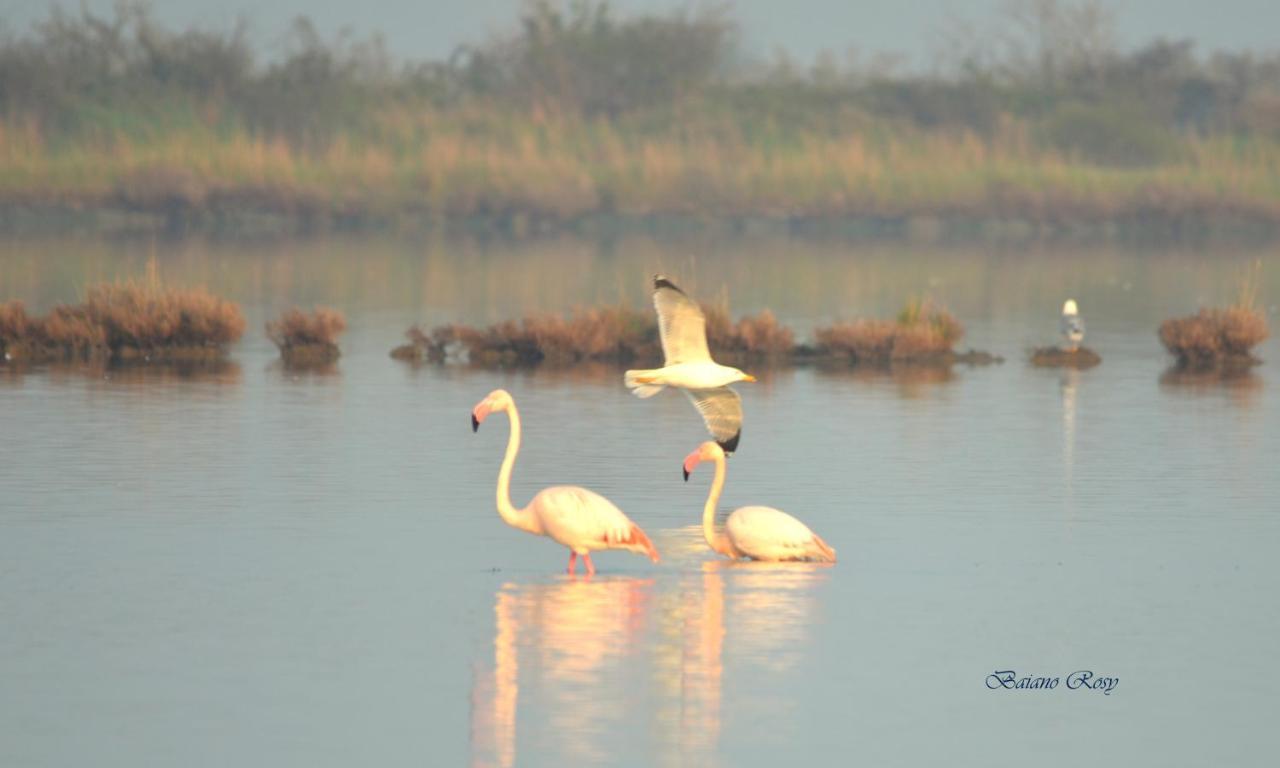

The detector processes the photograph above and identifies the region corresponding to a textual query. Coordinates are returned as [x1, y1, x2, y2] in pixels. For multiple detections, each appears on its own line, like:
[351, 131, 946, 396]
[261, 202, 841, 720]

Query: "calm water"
[2, 234, 1278, 767]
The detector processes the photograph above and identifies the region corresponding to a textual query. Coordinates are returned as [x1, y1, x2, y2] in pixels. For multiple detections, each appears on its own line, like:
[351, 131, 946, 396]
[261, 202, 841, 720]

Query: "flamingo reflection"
[470, 547, 830, 767]
[470, 576, 654, 768]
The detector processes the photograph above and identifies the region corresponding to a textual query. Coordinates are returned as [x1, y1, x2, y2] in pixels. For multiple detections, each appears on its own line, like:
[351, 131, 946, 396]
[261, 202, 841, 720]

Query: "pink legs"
[566, 551, 596, 577]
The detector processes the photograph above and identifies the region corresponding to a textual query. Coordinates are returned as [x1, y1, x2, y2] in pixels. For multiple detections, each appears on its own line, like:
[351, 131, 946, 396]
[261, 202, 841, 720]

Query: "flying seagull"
[1061, 299, 1085, 352]
[624, 275, 756, 454]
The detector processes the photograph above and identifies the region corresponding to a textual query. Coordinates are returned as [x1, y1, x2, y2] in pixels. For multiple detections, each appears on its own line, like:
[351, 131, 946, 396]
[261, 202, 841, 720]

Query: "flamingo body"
[528, 485, 657, 559]
[722, 505, 834, 562]
[472, 389, 659, 575]
[684, 441, 835, 563]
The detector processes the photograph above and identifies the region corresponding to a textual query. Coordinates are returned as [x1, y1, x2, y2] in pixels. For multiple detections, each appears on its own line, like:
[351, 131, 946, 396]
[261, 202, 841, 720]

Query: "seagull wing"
[653, 276, 711, 365]
[684, 387, 742, 454]
[1060, 314, 1085, 337]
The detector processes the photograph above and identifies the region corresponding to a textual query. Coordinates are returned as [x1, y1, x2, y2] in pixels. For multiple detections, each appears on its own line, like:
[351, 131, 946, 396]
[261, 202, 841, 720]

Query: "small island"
[392, 299, 1001, 369]
[267, 307, 347, 366]
[1, 282, 245, 364]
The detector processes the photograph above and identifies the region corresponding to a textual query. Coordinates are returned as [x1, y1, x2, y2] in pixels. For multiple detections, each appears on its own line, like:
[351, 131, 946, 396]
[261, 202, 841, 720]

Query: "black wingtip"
[683, 467, 690, 482]
[653, 275, 685, 295]
[717, 430, 741, 456]
[471, 414, 479, 433]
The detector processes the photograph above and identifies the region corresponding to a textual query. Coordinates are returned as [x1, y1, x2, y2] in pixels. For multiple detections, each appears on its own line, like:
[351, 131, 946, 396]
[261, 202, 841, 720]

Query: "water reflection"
[470, 552, 830, 766]
[264, 359, 342, 380]
[470, 576, 656, 768]
[814, 362, 956, 398]
[1060, 368, 1080, 488]
[1159, 364, 1262, 407]
[0, 359, 242, 386]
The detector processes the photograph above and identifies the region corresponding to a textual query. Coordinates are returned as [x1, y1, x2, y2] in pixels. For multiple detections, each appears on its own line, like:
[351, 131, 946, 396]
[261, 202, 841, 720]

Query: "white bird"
[682, 441, 836, 563]
[624, 276, 756, 454]
[1061, 299, 1085, 352]
[471, 389, 659, 575]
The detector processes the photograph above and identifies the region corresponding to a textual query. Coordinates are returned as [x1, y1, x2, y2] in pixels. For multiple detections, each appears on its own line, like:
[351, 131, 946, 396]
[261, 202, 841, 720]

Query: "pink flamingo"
[471, 389, 660, 575]
[683, 441, 836, 562]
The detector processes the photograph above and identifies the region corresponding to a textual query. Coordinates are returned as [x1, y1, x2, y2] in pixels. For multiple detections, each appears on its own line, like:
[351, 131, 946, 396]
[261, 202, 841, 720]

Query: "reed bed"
[1, 282, 245, 362]
[4, 112, 1280, 228]
[266, 307, 347, 365]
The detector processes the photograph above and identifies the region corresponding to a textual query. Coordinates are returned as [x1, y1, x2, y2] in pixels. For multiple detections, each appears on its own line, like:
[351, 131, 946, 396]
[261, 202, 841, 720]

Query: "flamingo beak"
[682, 452, 700, 482]
[471, 402, 490, 432]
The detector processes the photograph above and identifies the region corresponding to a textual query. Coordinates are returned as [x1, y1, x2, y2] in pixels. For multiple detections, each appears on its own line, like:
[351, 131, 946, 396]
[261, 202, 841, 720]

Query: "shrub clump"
[425, 306, 659, 366]
[389, 325, 438, 362]
[704, 307, 796, 361]
[813, 299, 965, 363]
[1, 283, 245, 363]
[266, 307, 347, 365]
[1158, 307, 1268, 367]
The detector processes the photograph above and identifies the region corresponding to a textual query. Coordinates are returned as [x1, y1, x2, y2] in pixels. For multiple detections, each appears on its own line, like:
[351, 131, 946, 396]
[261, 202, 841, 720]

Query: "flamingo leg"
[567, 551, 577, 575]
[583, 553, 596, 577]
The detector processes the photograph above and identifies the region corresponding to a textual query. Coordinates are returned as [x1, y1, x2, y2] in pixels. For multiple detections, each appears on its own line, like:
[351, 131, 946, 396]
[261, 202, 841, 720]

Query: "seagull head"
[1062, 299, 1079, 316]
[682, 441, 724, 481]
[471, 389, 513, 432]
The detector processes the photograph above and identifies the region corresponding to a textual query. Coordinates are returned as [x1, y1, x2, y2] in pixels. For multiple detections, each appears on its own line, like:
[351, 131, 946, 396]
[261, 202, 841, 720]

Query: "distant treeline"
[2, 1, 1279, 231]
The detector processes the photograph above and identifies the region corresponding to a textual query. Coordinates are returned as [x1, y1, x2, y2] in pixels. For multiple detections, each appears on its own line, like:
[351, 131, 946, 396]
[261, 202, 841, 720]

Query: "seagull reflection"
[1060, 368, 1079, 488]
[470, 576, 654, 768]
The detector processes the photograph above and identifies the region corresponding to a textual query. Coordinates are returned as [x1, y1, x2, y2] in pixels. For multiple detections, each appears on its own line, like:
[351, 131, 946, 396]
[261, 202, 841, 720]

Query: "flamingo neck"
[702, 453, 733, 557]
[496, 404, 541, 535]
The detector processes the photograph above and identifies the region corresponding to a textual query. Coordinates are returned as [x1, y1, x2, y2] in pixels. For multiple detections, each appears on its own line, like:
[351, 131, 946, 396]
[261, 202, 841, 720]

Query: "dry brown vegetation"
[1158, 307, 1269, 366]
[266, 307, 347, 364]
[389, 325, 436, 362]
[406, 298, 989, 367]
[414, 304, 806, 367]
[704, 307, 796, 361]
[426, 306, 659, 366]
[813, 300, 966, 363]
[1, 283, 245, 363]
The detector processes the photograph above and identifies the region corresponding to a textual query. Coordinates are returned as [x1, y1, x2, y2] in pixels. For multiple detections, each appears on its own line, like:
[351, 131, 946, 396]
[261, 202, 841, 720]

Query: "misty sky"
[2, 1, 1277, 67]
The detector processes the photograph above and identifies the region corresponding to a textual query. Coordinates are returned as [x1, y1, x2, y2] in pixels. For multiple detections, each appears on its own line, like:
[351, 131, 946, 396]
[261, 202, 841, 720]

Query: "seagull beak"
[471, 414, 480, 432]
[743, 374, 758, 383]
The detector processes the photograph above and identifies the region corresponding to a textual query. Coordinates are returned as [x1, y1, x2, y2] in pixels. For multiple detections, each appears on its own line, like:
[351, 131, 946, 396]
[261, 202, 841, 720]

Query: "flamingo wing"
[653, 276, 711, 365]
[531, 486, 658, 559]
[683, 387, 742, 454]
[725, 506, 833, 562]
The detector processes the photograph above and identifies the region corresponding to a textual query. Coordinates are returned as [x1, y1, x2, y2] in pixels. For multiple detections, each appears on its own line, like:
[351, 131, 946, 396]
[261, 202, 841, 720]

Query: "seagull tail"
[624, 368, 665, 399]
